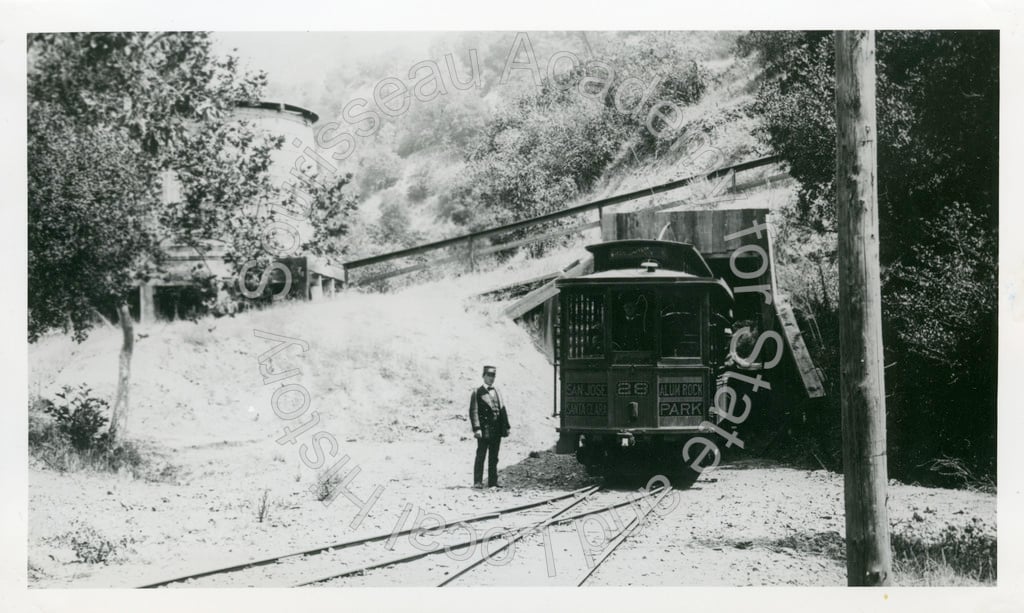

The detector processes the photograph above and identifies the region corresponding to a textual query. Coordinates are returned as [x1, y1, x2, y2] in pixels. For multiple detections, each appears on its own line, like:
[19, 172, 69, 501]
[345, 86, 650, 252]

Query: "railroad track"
[434, 483, 675, 587]
[138, 484, 674, 588]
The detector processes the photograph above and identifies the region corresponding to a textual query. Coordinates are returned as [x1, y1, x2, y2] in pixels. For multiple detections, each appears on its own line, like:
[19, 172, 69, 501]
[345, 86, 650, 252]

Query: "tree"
[28, 33, 287, 437]
[738, 30, 998, 481]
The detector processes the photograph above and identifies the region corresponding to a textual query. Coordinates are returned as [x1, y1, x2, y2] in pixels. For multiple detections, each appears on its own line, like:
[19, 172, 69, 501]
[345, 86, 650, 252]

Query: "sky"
[212, 32, 440, 107]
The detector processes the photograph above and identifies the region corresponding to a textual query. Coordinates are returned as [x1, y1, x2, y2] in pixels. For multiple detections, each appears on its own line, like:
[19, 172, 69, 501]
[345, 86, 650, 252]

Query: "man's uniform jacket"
[469, 385, 511, 440]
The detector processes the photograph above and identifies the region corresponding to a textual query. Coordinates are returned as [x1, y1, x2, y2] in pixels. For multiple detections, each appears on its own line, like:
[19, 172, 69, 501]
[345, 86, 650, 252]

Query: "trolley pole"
[834, 30, 892, 586]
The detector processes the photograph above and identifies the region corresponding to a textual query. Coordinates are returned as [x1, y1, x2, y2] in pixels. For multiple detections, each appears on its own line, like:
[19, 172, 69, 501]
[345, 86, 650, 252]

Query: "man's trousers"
[474, 436, 501, 486]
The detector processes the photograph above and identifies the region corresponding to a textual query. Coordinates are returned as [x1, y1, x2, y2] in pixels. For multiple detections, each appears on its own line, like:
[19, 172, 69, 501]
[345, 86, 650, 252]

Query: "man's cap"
[482, 365, 497, 375]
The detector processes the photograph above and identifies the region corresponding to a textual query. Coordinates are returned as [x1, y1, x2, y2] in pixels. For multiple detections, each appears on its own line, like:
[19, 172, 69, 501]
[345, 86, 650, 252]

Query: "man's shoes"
[472, 482, 484, 489]
[488, 482, 501, 488]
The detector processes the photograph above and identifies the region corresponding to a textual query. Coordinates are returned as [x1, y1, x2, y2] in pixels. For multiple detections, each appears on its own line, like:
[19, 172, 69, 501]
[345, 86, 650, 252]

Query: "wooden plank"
[697, 209, 716, 253]
[477, 271, 561, 298]
[307, 258, 346, 280]
[730, 172, 794, 193]
[774, 296, 825, 399]
[504, 257, 593, 320]
[600, 210, 617, 241]
[505, 281, 561, 321]
[355, 253, 460, 286]
[476, 220, 601, 257]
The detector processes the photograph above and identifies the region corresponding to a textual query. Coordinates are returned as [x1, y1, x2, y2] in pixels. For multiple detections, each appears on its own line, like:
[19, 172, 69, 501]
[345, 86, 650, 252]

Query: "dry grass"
[29, 411, 145, 477]
[891, 519, 996, 585]
[253, 488, 272, 523]
[760, 517, 997, 586]
[43, 521, 135, 565]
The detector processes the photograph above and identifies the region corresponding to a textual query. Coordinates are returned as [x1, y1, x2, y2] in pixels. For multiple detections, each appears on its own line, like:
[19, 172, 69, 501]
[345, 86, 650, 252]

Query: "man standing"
[469, 365, 511, 488]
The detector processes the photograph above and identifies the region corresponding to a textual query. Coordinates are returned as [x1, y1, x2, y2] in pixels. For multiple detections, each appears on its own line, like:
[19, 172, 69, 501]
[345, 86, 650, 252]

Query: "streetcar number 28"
[616, 382, 649, 396]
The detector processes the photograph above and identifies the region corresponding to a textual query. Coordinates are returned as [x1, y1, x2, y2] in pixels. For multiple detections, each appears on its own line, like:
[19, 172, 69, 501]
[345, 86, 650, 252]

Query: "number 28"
[617, 382, 649, 396]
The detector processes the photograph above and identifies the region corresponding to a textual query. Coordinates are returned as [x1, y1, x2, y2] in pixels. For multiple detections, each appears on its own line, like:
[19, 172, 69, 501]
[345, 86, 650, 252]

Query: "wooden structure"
[835, 29, 892, 586]
[135, 251, 345, 325]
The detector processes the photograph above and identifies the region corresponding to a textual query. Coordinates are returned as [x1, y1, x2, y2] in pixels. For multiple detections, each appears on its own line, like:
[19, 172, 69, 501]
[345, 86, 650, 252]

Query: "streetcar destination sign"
[658, 376, 704, 417]
[563, 402, 607, 416]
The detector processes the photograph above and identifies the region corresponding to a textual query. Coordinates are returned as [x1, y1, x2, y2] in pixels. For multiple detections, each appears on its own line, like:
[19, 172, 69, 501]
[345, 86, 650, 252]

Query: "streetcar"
[554, 239, 734, 481]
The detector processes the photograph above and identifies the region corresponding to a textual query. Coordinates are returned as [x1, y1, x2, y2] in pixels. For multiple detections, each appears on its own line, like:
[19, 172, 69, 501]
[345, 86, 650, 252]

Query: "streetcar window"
[611, 290, 656, 353]
[565, 293, 605, 359]
[660, 292, 702, 358]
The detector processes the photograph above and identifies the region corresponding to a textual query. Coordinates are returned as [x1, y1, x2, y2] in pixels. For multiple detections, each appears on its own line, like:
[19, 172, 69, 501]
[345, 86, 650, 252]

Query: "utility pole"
[834, 30, 892, 587]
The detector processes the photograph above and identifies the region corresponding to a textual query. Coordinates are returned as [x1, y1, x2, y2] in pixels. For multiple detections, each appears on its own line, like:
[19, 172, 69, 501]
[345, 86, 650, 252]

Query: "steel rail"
[136, 485, 596, 588]
[574, 485, 674, 586]
[296, 486, 660, 587]
[436, 485, 600, 586]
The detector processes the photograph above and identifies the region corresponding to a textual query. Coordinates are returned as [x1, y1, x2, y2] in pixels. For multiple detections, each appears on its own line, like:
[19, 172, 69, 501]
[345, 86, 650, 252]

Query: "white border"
[2, 1, 1021, 611]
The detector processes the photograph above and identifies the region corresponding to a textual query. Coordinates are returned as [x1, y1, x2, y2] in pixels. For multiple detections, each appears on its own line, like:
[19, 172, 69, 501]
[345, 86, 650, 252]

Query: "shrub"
[254, 488, 271, 523]
[312, 469, 342, 503]
[43, 385, 111, 451]
[406, 165, 432, 203]
[49, 522, 134, 565]
[356, 148, 402, 194]
[29, 387, 149, 477]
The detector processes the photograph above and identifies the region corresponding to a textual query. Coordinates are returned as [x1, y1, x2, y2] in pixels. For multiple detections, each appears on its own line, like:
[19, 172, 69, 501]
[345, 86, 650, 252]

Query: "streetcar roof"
[556, 274, 734, 300]
[585, 239, 714, 277]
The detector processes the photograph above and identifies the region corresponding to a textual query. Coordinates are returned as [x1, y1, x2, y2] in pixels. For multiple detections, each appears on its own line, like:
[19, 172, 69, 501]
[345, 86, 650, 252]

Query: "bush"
[254, 488, 272, 523]
[406, 165, 432, 203]
[48, 522, 134, 565]
[312, 468, 343, 503]
[29, 387, 149, 477]
[43, 385, 112, 451]
[356, 148, 402, 194]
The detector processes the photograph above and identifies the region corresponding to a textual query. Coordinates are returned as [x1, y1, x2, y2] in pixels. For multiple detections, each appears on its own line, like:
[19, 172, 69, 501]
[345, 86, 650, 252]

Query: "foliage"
[891, 518, 996, 583]
[739, 31, 998, 482]
[27, 32, 280, 341]
[29, 390, 149, 477]
[299, 171, 362, 259]
[46, 521, 135, 565]
[375, 193, 415, 244]
[43, 385, 111, 451]
[438, 32, 713, 234]
[314, 469, 343, 502]
[355, 146, 403, 194]
[738, 30, 997, 245]
[254, 489, 272, 523]
[27, 110, 158, 342]
[406, 164, 433, 203]
[395, 91, 489, 157]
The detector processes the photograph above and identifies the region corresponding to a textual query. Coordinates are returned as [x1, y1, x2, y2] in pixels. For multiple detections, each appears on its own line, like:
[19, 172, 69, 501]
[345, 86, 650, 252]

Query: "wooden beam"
[835, 29, 892, 587]
[354, 259, 435, 286]
[504, 257, 593, 320]
[773, 295, 825, 399]
[476, 271, 562, 300]
[476, 220, 601, 257]
[306, 258, 346, 281]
